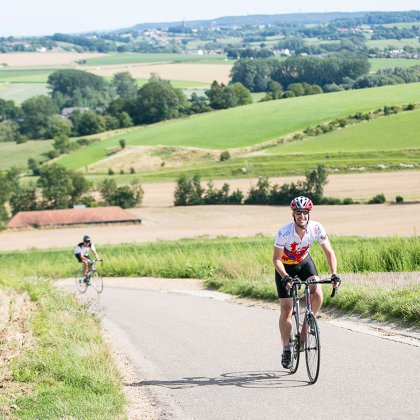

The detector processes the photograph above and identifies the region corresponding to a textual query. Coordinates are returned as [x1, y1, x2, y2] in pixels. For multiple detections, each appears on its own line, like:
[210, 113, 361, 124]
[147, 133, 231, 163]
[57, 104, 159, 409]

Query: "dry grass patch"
[88, 145, 221, 172]
[0, 289, 35, 416]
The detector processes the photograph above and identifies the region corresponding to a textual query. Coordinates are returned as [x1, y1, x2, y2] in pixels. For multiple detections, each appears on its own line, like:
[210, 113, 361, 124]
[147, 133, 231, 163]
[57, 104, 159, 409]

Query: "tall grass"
[0, 276, 126, 417]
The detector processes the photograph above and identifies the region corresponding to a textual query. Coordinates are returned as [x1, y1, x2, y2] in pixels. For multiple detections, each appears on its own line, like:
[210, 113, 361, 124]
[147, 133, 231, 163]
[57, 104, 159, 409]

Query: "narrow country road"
[63, 279, 420, 419]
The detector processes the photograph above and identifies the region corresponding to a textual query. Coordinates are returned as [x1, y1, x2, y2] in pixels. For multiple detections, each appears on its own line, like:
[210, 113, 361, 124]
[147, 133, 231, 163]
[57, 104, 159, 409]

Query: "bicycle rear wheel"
[289, 311, 300, 373]
[305, 313, 320, 384]
[75, 270, 88, 293]
[91, 271, 103, 293]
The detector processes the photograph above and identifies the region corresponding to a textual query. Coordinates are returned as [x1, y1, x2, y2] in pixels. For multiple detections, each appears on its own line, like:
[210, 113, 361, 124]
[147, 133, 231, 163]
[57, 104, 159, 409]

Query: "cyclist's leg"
[275, 269, 294, 348]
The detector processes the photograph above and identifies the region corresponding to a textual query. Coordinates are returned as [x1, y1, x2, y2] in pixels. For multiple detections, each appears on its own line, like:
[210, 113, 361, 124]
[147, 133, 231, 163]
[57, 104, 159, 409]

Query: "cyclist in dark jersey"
[273, 196, 340, 369]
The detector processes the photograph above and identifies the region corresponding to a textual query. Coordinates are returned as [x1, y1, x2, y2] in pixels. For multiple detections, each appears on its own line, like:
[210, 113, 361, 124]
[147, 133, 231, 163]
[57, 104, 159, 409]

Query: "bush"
[368, 193, 386, 204]
[395, 195, 404, 203]
[342, 197, 355, 205]
[220, 151, 231, 161]
[108, 168, 114, 175]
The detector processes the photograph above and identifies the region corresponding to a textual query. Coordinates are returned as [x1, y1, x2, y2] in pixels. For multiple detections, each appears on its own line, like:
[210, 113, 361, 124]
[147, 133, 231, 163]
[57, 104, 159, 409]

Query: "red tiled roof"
[7, 207, 141, 228]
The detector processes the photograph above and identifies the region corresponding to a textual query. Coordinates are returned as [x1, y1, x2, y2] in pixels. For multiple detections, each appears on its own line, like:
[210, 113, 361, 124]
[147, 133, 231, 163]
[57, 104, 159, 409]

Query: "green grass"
[55, 82, 420, 170]
[0, 235, 419, 324]
[82, 52, 229, 66]
[0, 69, 55, 83]
[269, 108, 420, 154]
[0, 277, 126, 418]
[0, 140, 53, 170]
[366, 38, 420, 49]
[369, 58, 420, 72]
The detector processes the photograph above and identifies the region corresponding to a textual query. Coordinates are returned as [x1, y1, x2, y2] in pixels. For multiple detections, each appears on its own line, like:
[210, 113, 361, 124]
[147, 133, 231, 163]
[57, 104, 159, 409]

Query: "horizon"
[2, 0, 420, 38]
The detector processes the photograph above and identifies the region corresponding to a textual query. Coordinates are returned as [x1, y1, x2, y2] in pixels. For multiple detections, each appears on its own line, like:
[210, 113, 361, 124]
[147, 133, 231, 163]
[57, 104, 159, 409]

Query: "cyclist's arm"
[321, 237, 337, 275]
[91, 243, 100, 260]
[273, 246, 288, 279]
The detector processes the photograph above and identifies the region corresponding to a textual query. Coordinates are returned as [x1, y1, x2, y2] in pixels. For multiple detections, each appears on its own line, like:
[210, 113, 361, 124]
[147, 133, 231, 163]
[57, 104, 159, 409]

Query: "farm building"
[7, 206, 141, 228]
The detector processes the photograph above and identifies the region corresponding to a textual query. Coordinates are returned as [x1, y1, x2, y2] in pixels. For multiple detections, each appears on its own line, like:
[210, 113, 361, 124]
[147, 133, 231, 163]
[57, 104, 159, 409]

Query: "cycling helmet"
[290, 196, 313, 211]
[83, 235, 91, 243]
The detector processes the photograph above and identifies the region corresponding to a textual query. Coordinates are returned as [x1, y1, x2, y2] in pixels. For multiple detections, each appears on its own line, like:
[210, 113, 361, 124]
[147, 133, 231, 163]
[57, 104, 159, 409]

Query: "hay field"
[87, 62, 232, 84]
[0, 52, 106, 67]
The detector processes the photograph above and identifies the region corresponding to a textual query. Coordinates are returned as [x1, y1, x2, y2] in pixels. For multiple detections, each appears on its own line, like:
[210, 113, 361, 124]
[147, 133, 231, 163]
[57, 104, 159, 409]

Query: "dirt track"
[0, 171, 418, 252]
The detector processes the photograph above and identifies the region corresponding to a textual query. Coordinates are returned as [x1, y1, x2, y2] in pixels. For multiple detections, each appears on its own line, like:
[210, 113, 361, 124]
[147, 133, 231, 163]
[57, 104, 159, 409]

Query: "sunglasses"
[294, 210, 310, 216]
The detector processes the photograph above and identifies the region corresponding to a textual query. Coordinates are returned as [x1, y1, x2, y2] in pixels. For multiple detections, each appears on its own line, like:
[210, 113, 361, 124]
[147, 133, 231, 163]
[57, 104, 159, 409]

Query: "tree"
[112, 72, 138, 99]
[9, 181, 38, 215]
[99, 178, 144, 208]
[53, 134, 72, 154]
[48, 69, 113, 109]
[37, 164, 91, 209]
[133, 76, 188, 124]
[71, 111, 106, 136]
[46, 114, 73, 138]
[0, 171, 13, 227]
[0, 120, 20, 142]
[20, 95, 58, 139]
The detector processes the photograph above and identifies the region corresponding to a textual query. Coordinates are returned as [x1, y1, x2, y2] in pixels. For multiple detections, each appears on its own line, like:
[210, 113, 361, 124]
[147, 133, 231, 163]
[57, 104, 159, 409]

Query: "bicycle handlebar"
[287, 276, 340, 298]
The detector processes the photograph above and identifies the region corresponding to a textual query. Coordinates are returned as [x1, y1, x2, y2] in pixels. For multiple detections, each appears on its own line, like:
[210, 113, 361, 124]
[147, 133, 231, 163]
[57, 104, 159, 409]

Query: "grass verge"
[0, 276, 126, 418]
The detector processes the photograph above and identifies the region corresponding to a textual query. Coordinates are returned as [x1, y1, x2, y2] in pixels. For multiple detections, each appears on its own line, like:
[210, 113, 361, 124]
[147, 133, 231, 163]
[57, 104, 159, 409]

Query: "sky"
[2, 0, 420, 37]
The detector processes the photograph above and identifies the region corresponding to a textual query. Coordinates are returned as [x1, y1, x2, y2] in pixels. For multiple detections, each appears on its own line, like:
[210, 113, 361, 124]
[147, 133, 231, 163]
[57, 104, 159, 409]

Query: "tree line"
[0, 71, 253, 143]
[173, 166, 337, 206]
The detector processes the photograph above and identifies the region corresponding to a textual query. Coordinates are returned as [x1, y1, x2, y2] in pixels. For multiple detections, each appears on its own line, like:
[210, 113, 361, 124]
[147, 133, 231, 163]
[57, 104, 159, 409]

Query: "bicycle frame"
[288, 276, 337, 383]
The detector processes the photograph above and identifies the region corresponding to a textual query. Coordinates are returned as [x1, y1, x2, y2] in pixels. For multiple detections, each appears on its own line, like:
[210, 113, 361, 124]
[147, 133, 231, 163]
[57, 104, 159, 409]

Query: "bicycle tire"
[91, 271, 103, 293]
[289, 311, 300, 373]
[305, 312, 320, 384]
[75, 270, 88, 293]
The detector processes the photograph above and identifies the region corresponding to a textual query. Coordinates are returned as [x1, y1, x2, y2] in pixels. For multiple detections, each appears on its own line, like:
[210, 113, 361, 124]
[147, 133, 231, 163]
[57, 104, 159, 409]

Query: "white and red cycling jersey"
[274, 220, 328, 265]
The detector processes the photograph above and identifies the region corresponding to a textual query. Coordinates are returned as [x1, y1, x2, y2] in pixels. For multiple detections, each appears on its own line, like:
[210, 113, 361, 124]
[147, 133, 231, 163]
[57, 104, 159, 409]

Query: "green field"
[55, 82, 420, 171]
[382, 22, 420, 29]
[369, 58, 420, 72]
[82, 52, 229, 66]
[366, 38, 420, 49]
[270, 109, 420, 154]
[0, 140, 53, 170]
[0, 82, 49, 103]
[0, 69, 55, 83]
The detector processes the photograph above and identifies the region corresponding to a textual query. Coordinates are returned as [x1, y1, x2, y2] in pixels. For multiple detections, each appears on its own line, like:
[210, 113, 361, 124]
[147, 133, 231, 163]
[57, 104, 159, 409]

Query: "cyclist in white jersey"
[273, 196, 340, 369]
[74, 235, 100, 282]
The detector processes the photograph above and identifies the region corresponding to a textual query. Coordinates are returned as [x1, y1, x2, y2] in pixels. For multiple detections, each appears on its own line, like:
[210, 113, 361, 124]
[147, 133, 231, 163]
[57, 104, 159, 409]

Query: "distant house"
[61, 107, 89, 117]
[7, 206, 141, 229]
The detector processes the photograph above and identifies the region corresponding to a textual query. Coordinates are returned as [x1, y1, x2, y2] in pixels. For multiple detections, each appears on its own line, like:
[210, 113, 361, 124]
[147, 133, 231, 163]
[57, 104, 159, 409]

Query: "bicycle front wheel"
[91, 271, 103, 293]
[305, 313, 320, 384]
[75, 270, 88, 293]
[289, 311, 300, 374]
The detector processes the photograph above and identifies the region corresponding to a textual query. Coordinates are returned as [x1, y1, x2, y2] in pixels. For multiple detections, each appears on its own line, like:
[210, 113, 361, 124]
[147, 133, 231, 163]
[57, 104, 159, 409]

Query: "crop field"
[0, 140, 53, 170]
[0, 52, 106, 67]
[88, 62, 232, 84]
[82, 52, 229, 66]
[55, 82, 420, 171]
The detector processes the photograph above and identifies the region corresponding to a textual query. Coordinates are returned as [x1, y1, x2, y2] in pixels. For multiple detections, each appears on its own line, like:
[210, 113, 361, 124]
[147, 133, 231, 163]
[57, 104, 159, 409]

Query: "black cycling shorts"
[75, 253, 92, 263]
[275, 255, 319, 299]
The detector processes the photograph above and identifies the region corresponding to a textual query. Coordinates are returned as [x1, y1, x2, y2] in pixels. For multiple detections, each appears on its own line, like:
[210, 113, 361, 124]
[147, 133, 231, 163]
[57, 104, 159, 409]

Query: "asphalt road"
[76, 281, 420, 420]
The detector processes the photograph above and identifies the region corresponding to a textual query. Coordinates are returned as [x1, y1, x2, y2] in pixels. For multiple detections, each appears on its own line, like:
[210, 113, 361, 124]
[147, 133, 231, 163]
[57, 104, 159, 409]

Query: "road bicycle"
[75, 259, 103, 294]
[287, 276, 338, 384]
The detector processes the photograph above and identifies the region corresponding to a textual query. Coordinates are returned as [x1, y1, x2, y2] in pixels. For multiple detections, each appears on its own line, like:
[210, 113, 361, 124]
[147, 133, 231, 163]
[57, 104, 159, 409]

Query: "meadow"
[0, 140, 53, 170]
[81, 52, 230, 66]
[55, 83, 420, 172]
